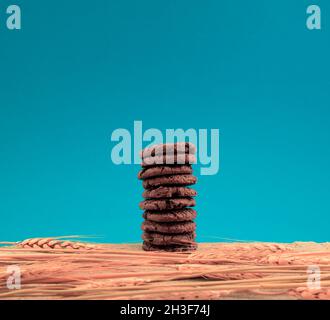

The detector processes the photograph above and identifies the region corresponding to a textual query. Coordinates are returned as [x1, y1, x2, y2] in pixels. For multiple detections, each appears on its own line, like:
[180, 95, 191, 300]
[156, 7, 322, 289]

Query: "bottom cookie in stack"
[142, 241, 198, 252]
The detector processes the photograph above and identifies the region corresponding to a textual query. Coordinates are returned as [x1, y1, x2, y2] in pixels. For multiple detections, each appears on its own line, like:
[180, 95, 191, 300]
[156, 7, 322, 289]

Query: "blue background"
[0, 0, 329, 243]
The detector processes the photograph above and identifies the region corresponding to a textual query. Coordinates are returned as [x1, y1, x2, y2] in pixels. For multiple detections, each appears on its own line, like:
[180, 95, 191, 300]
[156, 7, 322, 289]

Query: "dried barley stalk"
[0, 239, 329, 300]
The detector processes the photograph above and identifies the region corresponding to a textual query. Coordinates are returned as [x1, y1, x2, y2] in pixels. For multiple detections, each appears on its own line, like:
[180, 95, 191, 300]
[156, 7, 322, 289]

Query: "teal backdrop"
[0, 0, 329, 243]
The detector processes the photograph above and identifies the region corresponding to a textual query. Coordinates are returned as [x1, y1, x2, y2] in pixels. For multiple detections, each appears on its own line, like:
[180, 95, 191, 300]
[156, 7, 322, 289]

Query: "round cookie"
[142, 241, 197, 252]
[142, 154, 196, 167]
[138, 165, 192, 180]
[140, 198, 196, 211]
[142, 232, 196, 246]
[143, 209, 197, 222]
[143, 186, 197, 199]
[142, 174, 197, 190]
[140, 142, 196, 159]
[141, 220, 196, 234]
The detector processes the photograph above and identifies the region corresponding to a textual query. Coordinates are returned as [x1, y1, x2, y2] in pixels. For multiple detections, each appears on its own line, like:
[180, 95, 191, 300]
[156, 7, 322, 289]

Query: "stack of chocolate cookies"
[138, 142, 197, 252]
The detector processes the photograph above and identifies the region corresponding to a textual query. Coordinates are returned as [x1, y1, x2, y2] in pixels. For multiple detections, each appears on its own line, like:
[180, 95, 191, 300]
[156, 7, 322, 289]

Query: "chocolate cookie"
[143, 186, 197, 199]
[140, 198, 196, 211]
[140, 142, 196, 158]
[142, 175, 197, 189]
[143, 209, 197, 222]
[142, 154, 196, 167]
[138, 165, 193, 180]
[142, 232, 196, 246]
[141, 220, 196, 234]
[142, 241, 197, 252]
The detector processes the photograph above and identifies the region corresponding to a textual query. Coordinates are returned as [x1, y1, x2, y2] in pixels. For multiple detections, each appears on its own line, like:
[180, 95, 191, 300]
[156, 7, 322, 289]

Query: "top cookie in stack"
[138, 142, 198, 252]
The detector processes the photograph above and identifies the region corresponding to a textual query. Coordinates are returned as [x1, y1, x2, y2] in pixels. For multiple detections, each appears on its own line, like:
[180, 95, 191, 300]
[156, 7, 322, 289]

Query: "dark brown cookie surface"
[140, 142, 196, 159]
[142, 154, 196, 167]
[138, 165, 193, 180]
[143, 186, 197, 199]
[142, 220, 196, 234]
[142, 241, 197, 252]
[142, 232, 196, 245]
[142, 175, 197, 189]
[143, 209, 197, 222]
[140, 198, 196, 211]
